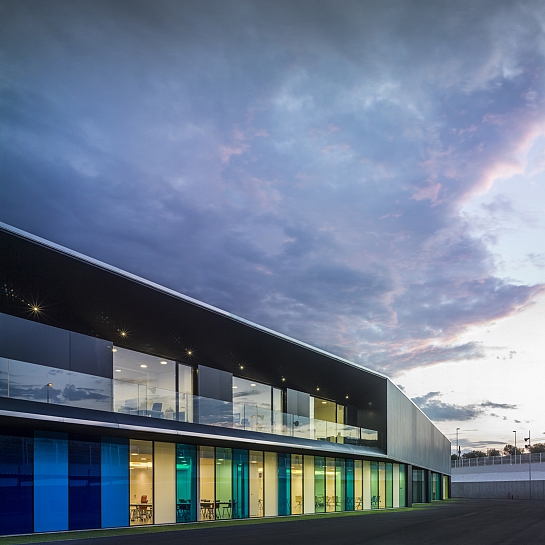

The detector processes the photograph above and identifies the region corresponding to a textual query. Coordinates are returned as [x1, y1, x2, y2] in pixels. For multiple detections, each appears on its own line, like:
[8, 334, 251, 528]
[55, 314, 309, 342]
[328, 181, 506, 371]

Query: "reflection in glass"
[264, 452, 278, 516]
[178, 364, 193, 422]
[114, 348, 175, 419]
[129, 440, 153, 526]
[233, 377, 271, 433]
[5, 359, 112, 411]
[345, 459, 354, 511]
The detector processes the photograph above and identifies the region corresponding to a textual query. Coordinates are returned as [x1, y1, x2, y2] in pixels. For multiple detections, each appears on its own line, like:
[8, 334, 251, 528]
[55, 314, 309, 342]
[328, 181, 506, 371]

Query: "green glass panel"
[335, 458, 345, 511]
[215, 447, 233, 519]
[385, 463, 393, 508]
[233, 449, 249, 518]
[176, 444, 196, 522]
[370, 461, 379, 509]
[314, 456, 325, 513]
[399, 465, 406, 507]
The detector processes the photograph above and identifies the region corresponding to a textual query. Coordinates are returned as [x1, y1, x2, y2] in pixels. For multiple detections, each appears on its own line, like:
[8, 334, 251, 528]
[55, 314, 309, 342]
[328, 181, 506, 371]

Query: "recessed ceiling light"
[112, 348, 117, 352]
[131, 453, 138, 456]
[251, 383, 256, 387]
[141, 457, 146, 461]
[160, 360, 168, 365]
[140, 364, 147, 368]
[115, 369, 121, 372]
[232, 386, 238, 389]
[187, 350, 192, 355]
[322, 401, 327, 404]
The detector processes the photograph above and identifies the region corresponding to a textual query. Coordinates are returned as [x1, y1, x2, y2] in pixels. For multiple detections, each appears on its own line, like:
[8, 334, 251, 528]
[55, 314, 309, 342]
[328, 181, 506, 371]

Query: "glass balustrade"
[0, 358, 379, 447]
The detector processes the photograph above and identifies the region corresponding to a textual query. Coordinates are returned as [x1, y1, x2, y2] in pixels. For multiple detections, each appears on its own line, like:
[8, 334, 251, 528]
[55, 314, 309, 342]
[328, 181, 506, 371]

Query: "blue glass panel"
[176, 444, 197, 522]
[34, 431, 69, 532]
[277, 453, 290, 516]
[0, 433, 33, 534]
[345, 459, 354, 511]
[101, 437, 129, 528]
[69, 437, 101, 530]
[232, 449, 249, 519]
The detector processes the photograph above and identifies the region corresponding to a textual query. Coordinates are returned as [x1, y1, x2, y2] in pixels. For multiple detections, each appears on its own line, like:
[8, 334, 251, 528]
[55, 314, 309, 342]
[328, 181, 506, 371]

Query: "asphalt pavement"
[36, 499, 545, 545]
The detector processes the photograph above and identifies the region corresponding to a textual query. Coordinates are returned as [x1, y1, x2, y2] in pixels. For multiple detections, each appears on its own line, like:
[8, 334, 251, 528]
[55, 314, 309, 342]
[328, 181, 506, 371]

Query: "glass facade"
[176, 444, 197, 522]
[0, 427, 445, 535]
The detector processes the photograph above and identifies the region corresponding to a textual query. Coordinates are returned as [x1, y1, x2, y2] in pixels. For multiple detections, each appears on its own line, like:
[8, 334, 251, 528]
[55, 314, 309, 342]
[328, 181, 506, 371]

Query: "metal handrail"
[451, 452, 545, 468]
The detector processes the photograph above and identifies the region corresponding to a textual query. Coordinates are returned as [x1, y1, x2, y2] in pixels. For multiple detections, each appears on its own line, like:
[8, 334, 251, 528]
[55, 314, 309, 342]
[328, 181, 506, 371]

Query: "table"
[130, 503, 153, 522]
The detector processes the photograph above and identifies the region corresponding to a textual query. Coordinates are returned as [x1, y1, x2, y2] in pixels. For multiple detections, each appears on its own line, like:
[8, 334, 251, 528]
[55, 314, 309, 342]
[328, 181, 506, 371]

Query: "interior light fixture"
[160, 360, 168, 365]
[232, 385, 238, 389]
[115, 369, 121, 372]
[140, 364, 147, 368]
[131, 453, 138, 456]
[281, 377, 286, 382]
[346, 395, 349, 399]
[112, 348, 117, 352]
[251, 383, 256, 387]
[322, 401, 327, 404]
[316, 387, 320, 391]
[240, 365, 244, 370]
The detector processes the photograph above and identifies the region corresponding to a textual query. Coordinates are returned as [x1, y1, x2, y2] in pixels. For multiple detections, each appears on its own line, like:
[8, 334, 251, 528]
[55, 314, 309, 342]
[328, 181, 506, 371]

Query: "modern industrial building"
[0, 222, 450, 535]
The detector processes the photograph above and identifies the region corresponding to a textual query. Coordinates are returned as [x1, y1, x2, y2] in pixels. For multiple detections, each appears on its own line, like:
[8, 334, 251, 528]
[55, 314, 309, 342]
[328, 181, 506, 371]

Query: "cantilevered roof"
[0, 222, 387, 433]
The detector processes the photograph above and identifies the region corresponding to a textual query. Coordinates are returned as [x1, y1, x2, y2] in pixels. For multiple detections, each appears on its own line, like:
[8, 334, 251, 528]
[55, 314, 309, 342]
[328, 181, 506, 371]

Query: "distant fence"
[452, 453, 545, 468]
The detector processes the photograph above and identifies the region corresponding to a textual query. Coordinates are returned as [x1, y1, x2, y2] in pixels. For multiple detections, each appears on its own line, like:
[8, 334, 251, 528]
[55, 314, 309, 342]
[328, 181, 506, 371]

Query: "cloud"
[480, 401, 518, 410]
[412, 392, 518, 422]
[1, 0, 545, 378]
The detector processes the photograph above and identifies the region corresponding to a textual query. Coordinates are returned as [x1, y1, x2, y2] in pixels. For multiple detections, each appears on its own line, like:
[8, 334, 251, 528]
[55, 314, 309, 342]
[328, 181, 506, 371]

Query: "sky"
[1, 0, 545, 454]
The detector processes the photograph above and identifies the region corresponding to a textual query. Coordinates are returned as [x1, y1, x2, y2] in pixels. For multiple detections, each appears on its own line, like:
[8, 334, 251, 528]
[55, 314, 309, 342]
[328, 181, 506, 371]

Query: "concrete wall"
[452, 480, 545, 500]
[452, 461, 545, 482]
[386, 381, 451, 475]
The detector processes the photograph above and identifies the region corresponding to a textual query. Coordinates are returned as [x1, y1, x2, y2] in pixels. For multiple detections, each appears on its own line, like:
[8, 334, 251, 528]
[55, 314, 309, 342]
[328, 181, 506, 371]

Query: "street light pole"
[456, 428, 460, 468]
[525, 431, 532, 499]
[513, 430, 517, 465]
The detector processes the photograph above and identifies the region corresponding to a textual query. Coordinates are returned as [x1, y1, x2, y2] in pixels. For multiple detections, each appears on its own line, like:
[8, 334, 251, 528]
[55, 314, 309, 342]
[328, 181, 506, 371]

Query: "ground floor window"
[0, 429, 444, 535]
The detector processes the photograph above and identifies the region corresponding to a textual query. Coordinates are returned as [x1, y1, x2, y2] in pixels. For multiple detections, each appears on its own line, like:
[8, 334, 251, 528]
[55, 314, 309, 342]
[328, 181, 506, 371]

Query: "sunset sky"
[2, 0, 545, 453]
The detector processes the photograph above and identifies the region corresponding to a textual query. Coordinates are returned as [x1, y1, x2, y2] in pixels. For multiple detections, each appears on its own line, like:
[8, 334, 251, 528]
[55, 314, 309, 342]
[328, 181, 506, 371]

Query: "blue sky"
[2, 0, 545, 452]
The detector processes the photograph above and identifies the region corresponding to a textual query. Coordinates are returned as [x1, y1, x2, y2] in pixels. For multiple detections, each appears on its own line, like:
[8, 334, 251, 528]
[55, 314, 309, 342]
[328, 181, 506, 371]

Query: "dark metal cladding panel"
[0, 312, 70, 370]
[69, 331, 113, 378]
[386, 381, 450, 474]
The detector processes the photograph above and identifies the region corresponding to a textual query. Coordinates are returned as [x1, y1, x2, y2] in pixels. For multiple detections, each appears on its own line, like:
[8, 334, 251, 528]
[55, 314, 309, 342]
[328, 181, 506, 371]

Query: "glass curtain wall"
[264, 452, 278, 516]
[378, 462, 386, 508]
[354, 460, 363, 510]
[291, 454, 303, 514]
[178, 364, 193, 422]
[176, 444, 196, 522]
[277, 453, 291, 515]
[129, 440, 153, 525]
[370, 461, 379, 509]
[392, 463, 400, 508]
[385, 463, 393, 508]
[412, 469, 426, 503]
[233, 449, 249, 519]
[335, 459, 345, 511]
[215, 448, 233, 519]
[303, 455, 315, 514]
[325, 457, 336, 512]
[114, 348, 175, 419]
[345, 459, 354, 511]
[248, 451, 263, 517]
[399, 465, 406, 507]
[199, 446, 215, 520]
[154, 442, 176, 524]
[233, 377, 272, 433]
[314, 456, 326, 513]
